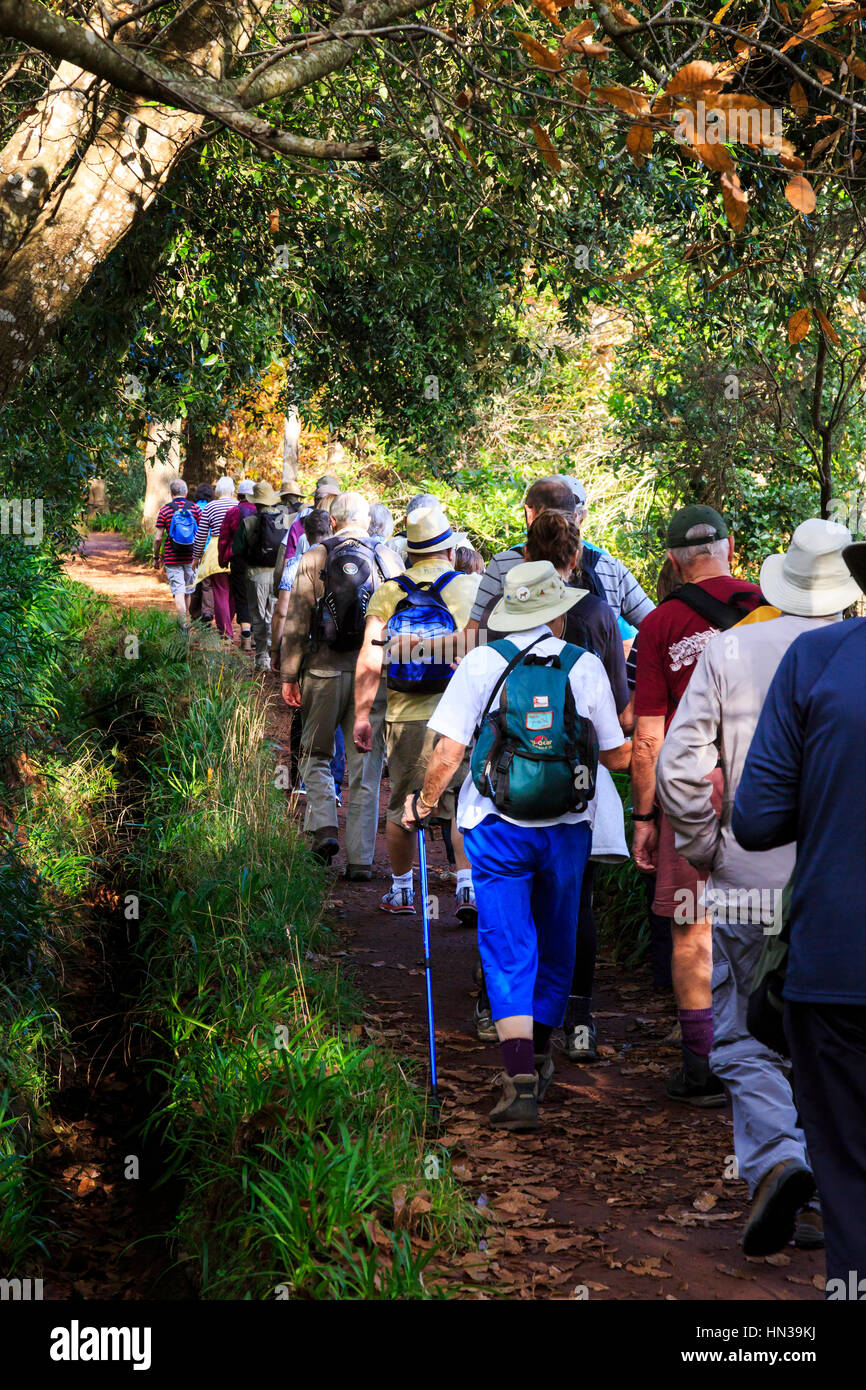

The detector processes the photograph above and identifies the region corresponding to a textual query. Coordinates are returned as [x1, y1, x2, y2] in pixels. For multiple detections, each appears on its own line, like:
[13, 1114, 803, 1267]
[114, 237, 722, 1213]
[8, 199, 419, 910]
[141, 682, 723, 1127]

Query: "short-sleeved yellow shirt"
[366, 556, 481, 721]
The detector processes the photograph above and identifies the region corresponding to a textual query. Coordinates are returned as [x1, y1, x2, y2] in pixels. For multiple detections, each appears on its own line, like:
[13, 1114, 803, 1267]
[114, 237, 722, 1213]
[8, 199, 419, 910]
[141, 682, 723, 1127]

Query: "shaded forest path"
[73, 534, 824, 1302]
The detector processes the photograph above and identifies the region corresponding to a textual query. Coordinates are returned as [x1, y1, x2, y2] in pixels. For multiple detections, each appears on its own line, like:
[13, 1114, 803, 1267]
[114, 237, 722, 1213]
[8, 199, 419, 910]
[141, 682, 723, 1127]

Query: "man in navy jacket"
[733, 541, 866, 1291]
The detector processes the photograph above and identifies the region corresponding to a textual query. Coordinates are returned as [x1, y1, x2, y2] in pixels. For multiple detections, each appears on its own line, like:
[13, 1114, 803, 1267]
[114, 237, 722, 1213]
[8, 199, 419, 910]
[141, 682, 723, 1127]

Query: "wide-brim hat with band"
[487, 560, 586, 633]
[406, 504, 454, 555]
[251, 479, 281, 506]
[761, 517, 859, 616]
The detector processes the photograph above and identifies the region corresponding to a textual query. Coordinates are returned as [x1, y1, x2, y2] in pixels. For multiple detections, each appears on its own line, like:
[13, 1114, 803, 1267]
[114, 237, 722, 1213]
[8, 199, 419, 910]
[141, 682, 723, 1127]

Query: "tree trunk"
[184, 421, 222, 491]
[281, 409, 301, 494]
[0, 101, 203, 400]
[142, 418, 182, 532]
[0, 0, 274, 401]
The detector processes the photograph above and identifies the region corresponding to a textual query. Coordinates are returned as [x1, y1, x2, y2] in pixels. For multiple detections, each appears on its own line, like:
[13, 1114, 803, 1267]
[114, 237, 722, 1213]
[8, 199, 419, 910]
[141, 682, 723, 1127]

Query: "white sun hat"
[760, 517, 859, 617]
[487, 560, 586, 632]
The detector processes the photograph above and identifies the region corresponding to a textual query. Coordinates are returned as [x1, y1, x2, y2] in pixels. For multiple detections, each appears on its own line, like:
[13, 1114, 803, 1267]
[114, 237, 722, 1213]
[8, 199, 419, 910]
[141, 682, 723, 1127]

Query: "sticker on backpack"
[532, 695, 549, 708]
[526, 710, 553, 731]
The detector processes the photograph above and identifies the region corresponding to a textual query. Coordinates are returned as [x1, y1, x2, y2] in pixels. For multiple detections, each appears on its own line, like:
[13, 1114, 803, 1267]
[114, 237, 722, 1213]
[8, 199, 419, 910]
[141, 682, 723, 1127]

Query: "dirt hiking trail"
[73, 535, 823, 1301]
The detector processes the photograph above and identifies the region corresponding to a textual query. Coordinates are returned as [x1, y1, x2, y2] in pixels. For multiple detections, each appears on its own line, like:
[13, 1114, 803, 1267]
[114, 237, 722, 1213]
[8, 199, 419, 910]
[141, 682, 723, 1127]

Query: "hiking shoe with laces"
[535, 1053, 555, 1102]
[793, 1207, 824, 1251]
[489, 1073, 539, 1131]
[560, 1016, 599, 1063]
[473, 997, 497, 1042]
[380, 888, 415, 915]
[455, 884, 478, 928]
[311, 831, 339, 865]
[742, 1160, 816, 1258]
[665, 1045, 727, 1108]
[241, 632, 253, 653]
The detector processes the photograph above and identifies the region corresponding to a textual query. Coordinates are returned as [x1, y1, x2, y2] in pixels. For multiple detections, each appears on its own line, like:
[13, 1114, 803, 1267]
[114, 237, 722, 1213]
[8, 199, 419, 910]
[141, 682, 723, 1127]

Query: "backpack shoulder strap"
[389, 573, 418, 597]
[428, 569, 459, 598]
[557, 641, 586, 676]
[477, 635, 545, 729]
[663, 583, 755, 631]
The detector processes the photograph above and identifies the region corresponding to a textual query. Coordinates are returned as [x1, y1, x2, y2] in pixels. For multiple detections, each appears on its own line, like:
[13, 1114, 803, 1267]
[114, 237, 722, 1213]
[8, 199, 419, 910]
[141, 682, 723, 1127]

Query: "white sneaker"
[455, 884, 477, 928]
[380, 888, 415, 915]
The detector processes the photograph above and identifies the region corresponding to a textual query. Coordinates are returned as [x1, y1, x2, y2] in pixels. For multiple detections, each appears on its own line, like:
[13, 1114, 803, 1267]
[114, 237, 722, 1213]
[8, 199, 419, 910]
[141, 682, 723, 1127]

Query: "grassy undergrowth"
[0, 583, 121, 1268]
[132, 653, 476, 1298]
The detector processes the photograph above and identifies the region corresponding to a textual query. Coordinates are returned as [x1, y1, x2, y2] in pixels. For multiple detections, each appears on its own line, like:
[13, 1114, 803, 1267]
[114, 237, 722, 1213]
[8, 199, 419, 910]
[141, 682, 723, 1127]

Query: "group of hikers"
[153, 465, 866, 1294]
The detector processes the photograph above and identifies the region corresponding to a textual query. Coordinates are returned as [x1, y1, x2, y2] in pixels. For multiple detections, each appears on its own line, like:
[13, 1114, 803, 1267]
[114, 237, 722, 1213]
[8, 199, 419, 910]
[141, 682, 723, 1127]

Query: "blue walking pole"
[416, 825, 439, 1116]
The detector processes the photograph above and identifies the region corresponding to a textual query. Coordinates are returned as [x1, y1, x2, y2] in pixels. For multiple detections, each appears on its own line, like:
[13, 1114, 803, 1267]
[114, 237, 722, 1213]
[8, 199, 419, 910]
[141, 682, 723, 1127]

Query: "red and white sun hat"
[760, 517, 860, 617]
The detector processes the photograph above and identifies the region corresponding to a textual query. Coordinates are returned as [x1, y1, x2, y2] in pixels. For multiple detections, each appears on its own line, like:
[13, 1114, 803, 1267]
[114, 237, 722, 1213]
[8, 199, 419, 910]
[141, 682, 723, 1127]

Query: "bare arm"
[600, 738, 632, 772]
[402, 735, 467, 828]
[630, 713, 665, 871]
[152, 525, 164, 567]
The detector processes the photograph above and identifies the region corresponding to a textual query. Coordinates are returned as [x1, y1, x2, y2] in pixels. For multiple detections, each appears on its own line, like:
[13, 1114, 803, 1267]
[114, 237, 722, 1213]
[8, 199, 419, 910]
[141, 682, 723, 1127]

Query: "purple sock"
[679, 1007, 713, 1059]
[501, 1037, 535, 1077]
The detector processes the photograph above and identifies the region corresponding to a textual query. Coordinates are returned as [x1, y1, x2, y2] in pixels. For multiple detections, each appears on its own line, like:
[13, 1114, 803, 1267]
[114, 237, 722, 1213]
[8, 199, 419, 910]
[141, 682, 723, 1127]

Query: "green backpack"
[470, 635, 599, 822]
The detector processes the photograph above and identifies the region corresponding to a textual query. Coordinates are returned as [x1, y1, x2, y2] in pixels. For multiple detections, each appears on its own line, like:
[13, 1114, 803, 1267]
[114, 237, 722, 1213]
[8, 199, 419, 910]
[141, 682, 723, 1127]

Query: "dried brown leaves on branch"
[0, 0, 863, 397]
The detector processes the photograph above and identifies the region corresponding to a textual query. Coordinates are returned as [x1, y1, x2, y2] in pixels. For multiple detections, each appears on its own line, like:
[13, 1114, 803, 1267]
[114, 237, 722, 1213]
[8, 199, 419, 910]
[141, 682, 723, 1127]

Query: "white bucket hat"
[406, 504, 454, 556]
[488, 560, 586, 632]
[760, 517, 860, 616]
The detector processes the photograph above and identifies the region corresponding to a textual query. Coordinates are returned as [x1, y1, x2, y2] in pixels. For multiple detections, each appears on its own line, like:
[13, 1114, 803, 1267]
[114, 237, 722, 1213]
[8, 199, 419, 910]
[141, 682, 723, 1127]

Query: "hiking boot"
[254, 653, 270, 672]
[473, 997, 497, 1042]
[380, 887, 415, 915]
[793, 1207, 824, 1251]
[560, 1000, 599, 1063]
[489, 1073, 539, 1132]
[455, 884, 478, 929]
[535, 1053, 555, 1102]
[742, 1160, 816, 1258]
[665, 1046, 727, 1108]
[345, 864, 373, 883]
[241, 632, 253, 653]
[311, 830, 339, 865]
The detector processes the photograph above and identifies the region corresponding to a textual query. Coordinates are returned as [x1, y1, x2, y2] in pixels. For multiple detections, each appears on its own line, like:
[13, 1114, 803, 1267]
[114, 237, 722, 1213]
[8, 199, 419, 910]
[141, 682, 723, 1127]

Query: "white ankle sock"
[456, 869, 473, 892]
[392, 870, 413, 893]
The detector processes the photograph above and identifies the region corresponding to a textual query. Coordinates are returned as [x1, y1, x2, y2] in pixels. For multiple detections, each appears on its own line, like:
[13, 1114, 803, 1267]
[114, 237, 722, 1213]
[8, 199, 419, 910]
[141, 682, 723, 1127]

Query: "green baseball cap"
[667, 504, 729, 549]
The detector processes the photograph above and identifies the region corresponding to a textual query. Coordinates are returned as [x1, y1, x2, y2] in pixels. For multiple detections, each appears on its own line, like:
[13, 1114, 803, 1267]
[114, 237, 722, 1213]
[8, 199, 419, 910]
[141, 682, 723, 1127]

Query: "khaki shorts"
[385, 720, 468, 825]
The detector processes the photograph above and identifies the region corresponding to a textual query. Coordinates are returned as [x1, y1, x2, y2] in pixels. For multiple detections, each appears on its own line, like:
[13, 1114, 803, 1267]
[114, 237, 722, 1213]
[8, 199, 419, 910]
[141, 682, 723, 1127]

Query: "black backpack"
[242, 507, 291, 567]
[315, 535, 388, 653]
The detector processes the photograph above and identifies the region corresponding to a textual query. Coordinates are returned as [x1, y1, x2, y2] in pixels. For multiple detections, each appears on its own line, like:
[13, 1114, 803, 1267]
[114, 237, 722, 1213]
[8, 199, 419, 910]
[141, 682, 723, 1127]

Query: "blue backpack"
[382, 572, 459, 694]
[168, 501, 197, 547]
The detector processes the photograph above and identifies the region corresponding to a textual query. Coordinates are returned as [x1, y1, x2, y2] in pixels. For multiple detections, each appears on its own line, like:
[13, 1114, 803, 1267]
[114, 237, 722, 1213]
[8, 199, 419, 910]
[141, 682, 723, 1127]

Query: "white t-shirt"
[427, 624, 624, 831]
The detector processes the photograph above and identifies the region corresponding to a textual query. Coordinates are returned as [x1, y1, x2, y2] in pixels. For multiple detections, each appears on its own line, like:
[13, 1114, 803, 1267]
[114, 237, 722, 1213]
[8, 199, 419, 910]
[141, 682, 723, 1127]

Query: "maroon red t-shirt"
[633, 575, 763, 728]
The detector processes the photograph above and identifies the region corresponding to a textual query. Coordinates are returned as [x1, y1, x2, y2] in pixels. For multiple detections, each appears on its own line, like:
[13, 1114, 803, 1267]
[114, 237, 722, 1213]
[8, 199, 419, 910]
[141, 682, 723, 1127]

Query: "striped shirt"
[468, 540, 655, 628]
[193, 497, 236, 563]
[155, 499, 201, 565]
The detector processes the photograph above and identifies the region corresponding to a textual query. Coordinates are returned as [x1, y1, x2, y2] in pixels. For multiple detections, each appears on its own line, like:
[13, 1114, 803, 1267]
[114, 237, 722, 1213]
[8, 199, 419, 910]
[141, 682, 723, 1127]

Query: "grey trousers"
[710, 917, 808, 1195]
[245, 567, 276, 656]
[299, 671, 386, 867]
